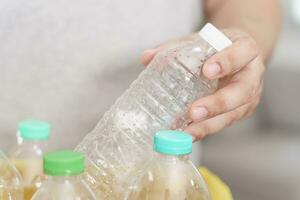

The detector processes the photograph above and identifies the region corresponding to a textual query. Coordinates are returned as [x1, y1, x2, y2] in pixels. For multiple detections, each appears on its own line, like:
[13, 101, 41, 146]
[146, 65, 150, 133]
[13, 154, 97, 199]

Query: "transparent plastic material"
[0, 151, 23, 200]
[31, 175, 97, 200]
[76, 34, 218, 199]
[10, 141, 47, 200]
[125, 153, 210, 200]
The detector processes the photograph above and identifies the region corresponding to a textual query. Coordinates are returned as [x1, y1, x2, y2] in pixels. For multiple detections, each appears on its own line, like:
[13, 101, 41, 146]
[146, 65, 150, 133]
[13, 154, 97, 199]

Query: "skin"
[141, 0, 282, 141]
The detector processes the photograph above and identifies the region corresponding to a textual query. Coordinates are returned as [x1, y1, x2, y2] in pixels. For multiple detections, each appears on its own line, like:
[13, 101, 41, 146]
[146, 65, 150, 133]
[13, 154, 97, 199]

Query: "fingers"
[244, 86, 262, 118]
[185, 97, 260, 140]
[203, 31, 259, 79]
[190, 58, 264, 122]
[185, 84, 262, 140]
[141, 48, 160, 66]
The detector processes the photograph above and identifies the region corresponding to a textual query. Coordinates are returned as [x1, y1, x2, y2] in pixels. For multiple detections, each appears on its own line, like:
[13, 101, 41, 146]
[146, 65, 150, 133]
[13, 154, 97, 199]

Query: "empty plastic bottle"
[10, 120, 50, 200]
[125, 130, 210, 200]
[76, 23, 232, 199]
[0, 151, 23, 200]
[31, 151, 97, 200]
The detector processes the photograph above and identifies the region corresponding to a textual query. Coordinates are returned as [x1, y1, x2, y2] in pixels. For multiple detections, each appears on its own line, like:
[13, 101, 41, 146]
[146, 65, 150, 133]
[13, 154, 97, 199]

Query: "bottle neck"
[21, 139, 48, 149]
[156, 152, 190, 162]
[49, 174, 82, 183]
[196, 35, 218, 57]
[19, 139, 48, 156]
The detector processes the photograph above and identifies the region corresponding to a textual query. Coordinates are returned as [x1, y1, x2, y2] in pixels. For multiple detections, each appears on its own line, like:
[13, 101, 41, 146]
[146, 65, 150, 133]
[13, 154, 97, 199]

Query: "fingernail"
[192, 136, 197, 142]
[141, 49, 158, 65]
[204, 63, 221, 77]
[192, 107, 208, 121]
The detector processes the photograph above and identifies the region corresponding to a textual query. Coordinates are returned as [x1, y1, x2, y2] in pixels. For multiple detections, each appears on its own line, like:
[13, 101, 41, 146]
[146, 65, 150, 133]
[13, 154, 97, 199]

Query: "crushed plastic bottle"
[76, 23, 232, 199]
[0, 151, 23, 200]
[125, 130, 210, 200]
[31, 151, 97, 200]
[10, 120, 50, 200]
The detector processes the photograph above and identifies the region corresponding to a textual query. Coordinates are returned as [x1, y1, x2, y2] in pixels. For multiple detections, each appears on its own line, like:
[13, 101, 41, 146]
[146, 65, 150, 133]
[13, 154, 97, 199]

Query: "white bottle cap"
[199, 23, 232, 52]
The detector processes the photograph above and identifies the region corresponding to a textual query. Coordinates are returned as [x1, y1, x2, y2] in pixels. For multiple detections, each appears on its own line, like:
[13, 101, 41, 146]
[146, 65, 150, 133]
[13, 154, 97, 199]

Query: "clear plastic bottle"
[0, 151, 23, 200]
[76, 23, 232, 199]
[10, 120, 51, 200]
[31, 151, 97, 200]
[125, 130, 210, 200]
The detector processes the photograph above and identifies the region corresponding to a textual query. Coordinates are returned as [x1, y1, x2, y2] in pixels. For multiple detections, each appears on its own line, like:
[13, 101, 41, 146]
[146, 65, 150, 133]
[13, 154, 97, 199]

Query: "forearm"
[204, 0, 281, 61]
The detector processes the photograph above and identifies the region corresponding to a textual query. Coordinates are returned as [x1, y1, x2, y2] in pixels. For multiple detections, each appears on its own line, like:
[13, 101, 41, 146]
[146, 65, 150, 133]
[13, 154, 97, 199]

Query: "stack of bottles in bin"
[0, 23, 232, 200]
[0, 127, 212, 200]
[0, 123, 213, 200]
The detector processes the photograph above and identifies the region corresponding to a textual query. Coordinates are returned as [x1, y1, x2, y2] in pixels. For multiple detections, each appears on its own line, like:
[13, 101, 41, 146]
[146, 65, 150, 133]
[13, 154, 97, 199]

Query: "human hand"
[141, 28, 264, 141]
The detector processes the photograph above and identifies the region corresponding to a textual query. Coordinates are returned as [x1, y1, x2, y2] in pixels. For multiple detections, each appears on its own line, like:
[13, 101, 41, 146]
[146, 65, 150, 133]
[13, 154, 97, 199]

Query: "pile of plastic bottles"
[0, 121, 214, 200]
[0, 23, 233, 200]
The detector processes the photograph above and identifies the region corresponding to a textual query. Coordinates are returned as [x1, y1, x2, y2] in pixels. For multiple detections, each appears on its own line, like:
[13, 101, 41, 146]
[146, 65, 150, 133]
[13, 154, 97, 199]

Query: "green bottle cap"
[18, 120, 51, 140]
[44, 151, 84, 176]
[154, 130, 193, 155]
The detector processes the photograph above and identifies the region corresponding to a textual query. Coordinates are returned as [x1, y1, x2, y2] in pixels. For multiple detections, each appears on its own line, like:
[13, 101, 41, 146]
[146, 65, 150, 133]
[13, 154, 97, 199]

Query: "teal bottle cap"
[44, 151, 84, 176]
[154, 130, 193, 155]
[18, 120, 51, 140]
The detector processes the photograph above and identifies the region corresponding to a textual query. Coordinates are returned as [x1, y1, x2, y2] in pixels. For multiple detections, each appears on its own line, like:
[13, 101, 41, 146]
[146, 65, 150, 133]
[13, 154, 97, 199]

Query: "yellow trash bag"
[199, 167, 233, 200]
